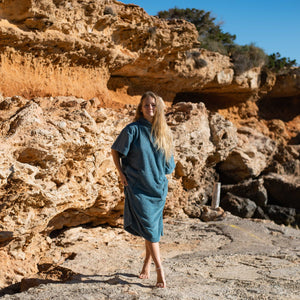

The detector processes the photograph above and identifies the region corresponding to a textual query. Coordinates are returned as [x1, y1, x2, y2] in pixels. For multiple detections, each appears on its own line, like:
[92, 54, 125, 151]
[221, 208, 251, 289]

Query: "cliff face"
[0, 95, 299, 290]
[0, 0, 299, 135]
[1, 0, 298, 105]
[0, 0, 199, 103]
[0, 0, 299, 292]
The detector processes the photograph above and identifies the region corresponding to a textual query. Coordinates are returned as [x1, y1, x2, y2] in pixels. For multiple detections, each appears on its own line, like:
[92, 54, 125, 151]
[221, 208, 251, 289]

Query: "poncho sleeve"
[111, 125, 135, 157]
[165, 155, 175, 174]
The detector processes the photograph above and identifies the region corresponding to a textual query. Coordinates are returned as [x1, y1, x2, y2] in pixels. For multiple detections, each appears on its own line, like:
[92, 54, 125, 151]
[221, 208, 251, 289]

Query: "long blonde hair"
[134, 91, 173, 161]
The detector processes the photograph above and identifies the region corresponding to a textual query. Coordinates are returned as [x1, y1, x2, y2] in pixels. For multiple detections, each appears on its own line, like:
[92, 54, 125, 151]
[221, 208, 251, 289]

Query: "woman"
[111, 91, 175, 288]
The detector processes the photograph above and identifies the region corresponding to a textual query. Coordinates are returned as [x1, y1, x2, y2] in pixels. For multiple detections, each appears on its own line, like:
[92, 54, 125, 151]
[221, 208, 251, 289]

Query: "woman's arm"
[111, 149, 128, 186]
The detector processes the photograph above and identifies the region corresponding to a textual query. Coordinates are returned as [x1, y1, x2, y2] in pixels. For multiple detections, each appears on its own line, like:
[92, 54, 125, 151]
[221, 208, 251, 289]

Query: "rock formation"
[1, 0, 298, 106]
[0, 0, 299, 295]
[0, 94, 299, 291]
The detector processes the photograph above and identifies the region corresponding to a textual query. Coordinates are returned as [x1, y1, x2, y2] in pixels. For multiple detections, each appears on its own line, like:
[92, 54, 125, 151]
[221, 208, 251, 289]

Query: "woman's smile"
[141, 96, 156, 122]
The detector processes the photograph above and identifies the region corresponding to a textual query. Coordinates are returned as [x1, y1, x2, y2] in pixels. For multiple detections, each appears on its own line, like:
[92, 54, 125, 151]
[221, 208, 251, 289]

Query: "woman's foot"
[155, 267, 166, 288]
[139, 261, 151, 279]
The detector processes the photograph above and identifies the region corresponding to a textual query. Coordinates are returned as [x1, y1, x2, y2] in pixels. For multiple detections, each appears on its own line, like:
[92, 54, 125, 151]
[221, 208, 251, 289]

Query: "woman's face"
[141, 96, 156, 122]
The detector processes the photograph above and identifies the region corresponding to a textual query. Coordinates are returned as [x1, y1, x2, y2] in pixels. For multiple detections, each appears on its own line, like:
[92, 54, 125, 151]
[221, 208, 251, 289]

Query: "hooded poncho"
[111, 118, 175, 242]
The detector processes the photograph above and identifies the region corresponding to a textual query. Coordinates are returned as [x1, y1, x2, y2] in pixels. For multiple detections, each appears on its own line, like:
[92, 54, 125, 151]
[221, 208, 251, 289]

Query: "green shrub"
[200, 39, 228, 55]
[157, 7, 297, 73]
[230, 43, 268, 74]
[267, 52, 297, 72]
[157, 7, 236, 53]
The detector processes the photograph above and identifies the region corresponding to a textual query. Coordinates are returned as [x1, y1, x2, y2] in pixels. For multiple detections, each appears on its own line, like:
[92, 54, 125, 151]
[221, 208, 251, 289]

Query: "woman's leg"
[145, 240, 166, 288]
[139, 240, 151, 279]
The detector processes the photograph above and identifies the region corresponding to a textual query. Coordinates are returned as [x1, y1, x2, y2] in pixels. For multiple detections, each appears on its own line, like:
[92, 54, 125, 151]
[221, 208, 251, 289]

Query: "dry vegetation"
[0, 52, 109, 99]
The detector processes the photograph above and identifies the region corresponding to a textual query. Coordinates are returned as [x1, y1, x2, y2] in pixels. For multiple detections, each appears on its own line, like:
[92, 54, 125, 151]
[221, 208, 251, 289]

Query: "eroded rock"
[221, 178, 268, 207]
[221, 193, 257, 218]
[219, 126, 277, 182]
[263, 173, 300, 209]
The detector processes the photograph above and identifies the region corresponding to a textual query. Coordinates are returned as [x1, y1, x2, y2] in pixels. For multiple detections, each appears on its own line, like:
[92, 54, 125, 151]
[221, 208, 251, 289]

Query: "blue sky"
[121, 0, 300, 65]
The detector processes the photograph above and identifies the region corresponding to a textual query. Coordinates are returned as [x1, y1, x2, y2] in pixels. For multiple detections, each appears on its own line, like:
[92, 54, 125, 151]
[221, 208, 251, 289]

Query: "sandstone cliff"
[0, 94, 299, 292]
[0, 0, 299, 294]
[0, 0, 299, 138]
[0, 1, 298, 104]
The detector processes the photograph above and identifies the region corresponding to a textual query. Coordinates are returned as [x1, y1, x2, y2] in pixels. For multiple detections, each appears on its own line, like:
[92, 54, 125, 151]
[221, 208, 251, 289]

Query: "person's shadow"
[0, 272, 152, 297]
[75, 272, 151, 288]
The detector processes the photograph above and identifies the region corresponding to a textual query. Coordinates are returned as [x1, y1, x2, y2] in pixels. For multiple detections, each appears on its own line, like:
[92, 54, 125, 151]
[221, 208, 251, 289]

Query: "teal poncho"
[112, 118, 175, 242]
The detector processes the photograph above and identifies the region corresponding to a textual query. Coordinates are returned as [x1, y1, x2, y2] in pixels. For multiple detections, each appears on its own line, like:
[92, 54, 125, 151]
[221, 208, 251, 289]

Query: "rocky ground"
[1, 214, 299, 300]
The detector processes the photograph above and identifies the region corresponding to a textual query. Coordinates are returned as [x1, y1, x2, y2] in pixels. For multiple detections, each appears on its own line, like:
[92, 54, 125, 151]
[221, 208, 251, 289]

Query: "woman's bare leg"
[145, 240, 166, 288]
[139, 241, 151, 279]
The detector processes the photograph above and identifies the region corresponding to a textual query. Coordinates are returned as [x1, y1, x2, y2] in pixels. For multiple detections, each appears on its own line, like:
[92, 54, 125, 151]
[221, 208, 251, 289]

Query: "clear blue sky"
[121, 0, 300, 65]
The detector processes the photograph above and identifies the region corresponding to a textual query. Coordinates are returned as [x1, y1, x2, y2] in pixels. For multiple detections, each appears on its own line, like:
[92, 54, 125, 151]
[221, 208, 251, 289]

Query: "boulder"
[170, 103, 238, 208]
[200, 206, 226, 222]
[263, 173, 300, 209]
[265, 144, 300, 176]
[263, 205, 296, 226]
[170, 102, 215, 205]
[207, 112, 238, 165]
[221, 193, 257, 218]
[253, 206, 270, 220]
[219, 126, 277, 182]
[221, 178, 268, 207]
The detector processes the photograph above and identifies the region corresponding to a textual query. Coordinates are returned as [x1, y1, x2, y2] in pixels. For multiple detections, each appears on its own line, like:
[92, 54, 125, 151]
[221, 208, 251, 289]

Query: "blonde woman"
[111, 91, 175, 288]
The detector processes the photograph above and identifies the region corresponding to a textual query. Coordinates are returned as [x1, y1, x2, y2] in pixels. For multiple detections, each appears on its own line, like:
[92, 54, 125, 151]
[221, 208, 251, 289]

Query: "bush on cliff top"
[157, 7, 236, 55]
[267, 52, 297, 72]
[229, 43, 268, 74]
[157, 7, 298, 72]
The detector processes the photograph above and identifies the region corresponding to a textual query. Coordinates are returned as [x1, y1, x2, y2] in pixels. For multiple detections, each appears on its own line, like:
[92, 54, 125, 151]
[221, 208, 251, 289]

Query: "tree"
[157, 7, 298, 72]
[157, 7, 236, 54]
[267, 52, 297, 71]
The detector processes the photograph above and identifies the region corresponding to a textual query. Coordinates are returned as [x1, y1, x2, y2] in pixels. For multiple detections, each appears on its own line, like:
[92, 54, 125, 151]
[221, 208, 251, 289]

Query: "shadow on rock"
[76, 273, 151, 288]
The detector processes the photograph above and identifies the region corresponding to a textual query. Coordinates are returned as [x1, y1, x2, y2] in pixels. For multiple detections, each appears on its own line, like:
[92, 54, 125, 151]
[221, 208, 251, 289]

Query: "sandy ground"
[1, 214, 300, 300]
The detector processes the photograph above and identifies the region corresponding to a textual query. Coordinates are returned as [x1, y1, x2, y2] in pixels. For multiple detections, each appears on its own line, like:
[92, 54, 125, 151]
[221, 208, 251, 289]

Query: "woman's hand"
[119, 171, 128, 186]
[111, 149, 128, 186]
